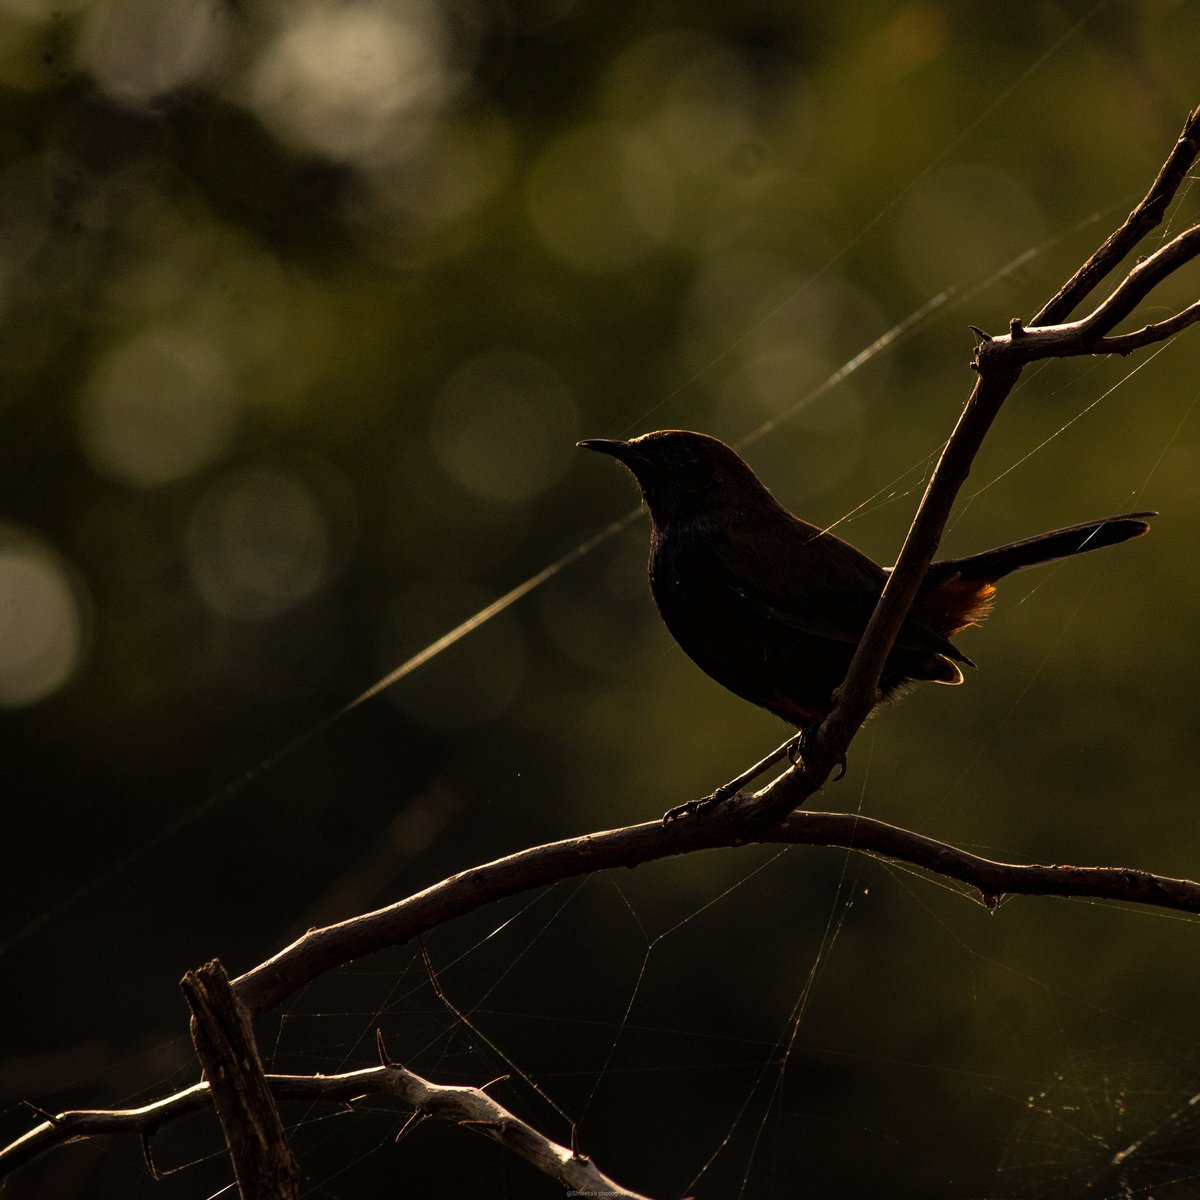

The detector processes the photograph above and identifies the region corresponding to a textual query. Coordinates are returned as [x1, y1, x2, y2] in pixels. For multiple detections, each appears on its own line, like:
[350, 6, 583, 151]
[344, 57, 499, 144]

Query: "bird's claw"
[662, 782, 741, 824]
[785, 725, 817, 767]
[785, 728, 847, 781]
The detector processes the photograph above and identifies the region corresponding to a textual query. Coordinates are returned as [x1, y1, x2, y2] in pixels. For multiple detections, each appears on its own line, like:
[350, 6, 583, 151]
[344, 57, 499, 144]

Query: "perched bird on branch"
[579, 430, 1153, 730]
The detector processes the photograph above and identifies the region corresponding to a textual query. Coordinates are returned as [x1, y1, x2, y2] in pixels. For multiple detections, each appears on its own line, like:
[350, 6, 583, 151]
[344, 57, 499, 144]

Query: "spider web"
[994, 1044, 1200, 1198]
[4, 4, 1200, 1199]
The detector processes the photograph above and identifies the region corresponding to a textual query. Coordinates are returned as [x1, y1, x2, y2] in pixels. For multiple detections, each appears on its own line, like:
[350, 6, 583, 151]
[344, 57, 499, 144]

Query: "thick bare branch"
[181, 959, 300, 1200]
[218, 806, 1200, 1021]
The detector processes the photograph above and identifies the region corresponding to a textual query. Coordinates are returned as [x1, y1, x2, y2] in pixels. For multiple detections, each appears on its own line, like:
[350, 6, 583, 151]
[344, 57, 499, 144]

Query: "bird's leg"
[783, 723, 847, 778]
[662, 732, 807, 824]
[782, 722, 849, 778]
[663, 721, 853, 823]
[781, 723, 852, 779]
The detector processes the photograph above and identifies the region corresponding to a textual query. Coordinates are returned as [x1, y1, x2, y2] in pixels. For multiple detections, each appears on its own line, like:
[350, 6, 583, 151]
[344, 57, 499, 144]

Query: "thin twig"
[1094, 298, 1200, 354]
[756, 363, 1020, 819]
[418, 939, 574, 1130]
[978, 223, 1200, 365]
[1032, 105, 1200, 326]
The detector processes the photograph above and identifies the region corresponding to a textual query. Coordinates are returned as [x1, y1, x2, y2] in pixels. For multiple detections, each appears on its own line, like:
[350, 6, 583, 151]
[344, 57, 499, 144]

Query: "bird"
[579, 429, 1153, 743]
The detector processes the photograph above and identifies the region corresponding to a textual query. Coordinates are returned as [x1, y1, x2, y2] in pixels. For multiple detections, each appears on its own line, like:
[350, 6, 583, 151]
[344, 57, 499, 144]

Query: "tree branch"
[228, 810, 1200, 1019]
[1032, 105, 1200, 326]
[1093, 298, 1200, 354]
[973, 222, 1200, 366]
[5, 809, 1198, 1183]
[3, 1039, 656, 1200]
[181, 959, 300, 1200]
[743, 106, 1200, 821]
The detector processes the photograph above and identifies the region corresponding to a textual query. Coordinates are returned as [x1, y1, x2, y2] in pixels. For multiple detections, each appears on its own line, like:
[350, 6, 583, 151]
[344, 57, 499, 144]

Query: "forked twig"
[1033, 106, 1200, 326]
[752, 105, 1200, 820]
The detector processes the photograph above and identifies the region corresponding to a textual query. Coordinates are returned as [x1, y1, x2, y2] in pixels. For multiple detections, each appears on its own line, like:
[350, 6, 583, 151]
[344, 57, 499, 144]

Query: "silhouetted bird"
[579, 430, 1152, 730]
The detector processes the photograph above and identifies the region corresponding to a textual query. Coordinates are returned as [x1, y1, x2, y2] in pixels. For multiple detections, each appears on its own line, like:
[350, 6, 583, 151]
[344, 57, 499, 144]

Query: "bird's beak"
[577, 438, 632, 460]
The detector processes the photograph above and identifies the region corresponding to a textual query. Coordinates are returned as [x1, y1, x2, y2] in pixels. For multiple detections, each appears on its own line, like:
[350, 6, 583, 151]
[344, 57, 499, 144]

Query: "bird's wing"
[715, 522, 971, 664]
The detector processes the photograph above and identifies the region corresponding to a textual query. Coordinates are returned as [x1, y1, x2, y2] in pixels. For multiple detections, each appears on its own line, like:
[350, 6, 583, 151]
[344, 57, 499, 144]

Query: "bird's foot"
[785, 722, 822, 766]
[662, 781, 741, 824]
[785, 725, 847, 781]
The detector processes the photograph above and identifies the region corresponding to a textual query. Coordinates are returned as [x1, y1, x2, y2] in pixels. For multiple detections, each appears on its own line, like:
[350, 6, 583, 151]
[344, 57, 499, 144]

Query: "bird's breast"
[647, 524, 781, 679]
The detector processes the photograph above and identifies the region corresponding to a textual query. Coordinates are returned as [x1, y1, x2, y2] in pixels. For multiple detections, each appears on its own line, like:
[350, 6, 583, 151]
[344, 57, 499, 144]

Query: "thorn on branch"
[20, 1101, 57, 1125]
[570, 1124, 593, 1164]
[1009, 318, 1026, 337]
[969, 324, 993, 343]
[375, 1028, 400, 1069]
[139, 1132, 160, 1181]
[394, 1109, 429, 1143]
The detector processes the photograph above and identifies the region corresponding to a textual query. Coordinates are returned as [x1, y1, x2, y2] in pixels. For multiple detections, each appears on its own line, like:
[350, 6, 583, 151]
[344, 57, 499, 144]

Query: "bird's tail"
[928, 513, 1155, 583]
[917, 512, 1154, 636]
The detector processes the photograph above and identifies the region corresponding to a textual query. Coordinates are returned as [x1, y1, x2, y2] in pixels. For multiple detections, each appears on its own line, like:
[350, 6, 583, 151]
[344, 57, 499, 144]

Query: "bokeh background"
[2, 1, 1199, 1196]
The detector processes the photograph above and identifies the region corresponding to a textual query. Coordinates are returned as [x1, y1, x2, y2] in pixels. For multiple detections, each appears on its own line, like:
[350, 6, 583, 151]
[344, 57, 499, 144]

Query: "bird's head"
[578, 430, 771, 526]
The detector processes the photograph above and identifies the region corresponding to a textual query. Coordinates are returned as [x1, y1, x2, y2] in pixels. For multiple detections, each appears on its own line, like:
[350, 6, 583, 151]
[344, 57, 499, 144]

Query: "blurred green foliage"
[2, 1, 1199, 1196]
